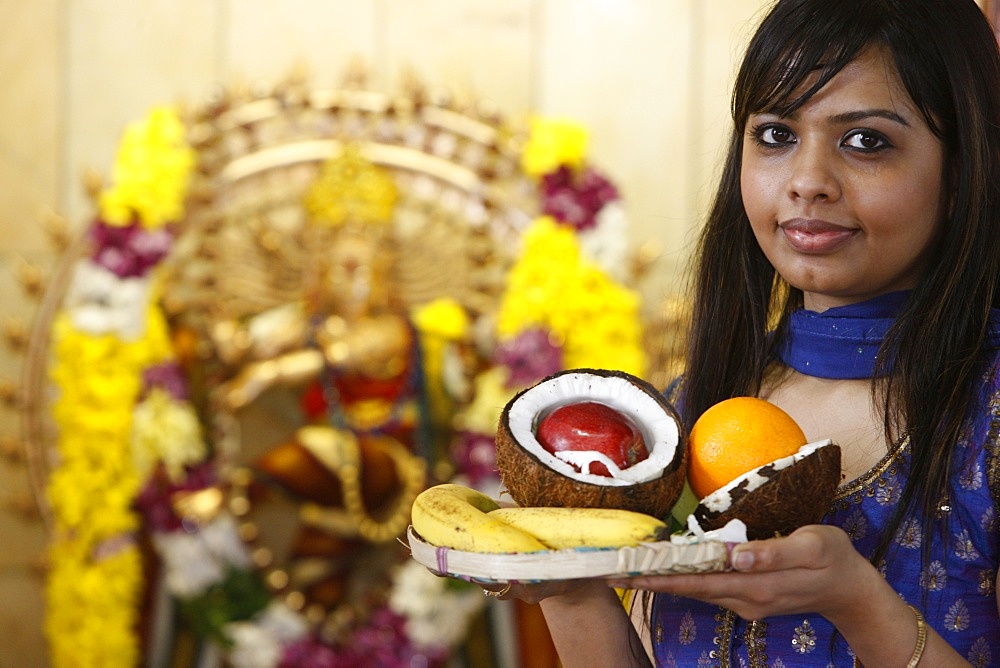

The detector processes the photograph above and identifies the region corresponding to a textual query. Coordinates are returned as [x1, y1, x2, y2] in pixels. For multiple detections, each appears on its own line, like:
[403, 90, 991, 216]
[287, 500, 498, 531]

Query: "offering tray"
[406, 526, 733, 584]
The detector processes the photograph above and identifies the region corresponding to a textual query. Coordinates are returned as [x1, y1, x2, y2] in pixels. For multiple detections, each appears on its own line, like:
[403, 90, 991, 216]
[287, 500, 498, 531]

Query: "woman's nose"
[787, 143, 841, 203]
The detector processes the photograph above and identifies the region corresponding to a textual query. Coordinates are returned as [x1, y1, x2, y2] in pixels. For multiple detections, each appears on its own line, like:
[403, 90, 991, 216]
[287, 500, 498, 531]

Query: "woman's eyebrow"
[828, 108, 910, 126]
[749, 108, 911, 126]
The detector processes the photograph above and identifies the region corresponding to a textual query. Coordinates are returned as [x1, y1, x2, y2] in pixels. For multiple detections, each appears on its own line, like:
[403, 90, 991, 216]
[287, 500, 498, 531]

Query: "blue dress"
[652, 295, 1000, 667]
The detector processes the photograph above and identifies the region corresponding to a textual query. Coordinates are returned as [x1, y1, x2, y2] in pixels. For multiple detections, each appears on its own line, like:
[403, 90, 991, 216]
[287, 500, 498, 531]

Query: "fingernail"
[732, 548, 754, 571]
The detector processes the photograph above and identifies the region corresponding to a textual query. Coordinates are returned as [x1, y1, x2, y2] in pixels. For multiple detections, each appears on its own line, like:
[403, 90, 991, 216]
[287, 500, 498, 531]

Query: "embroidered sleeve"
[980, 357, 1000, 513]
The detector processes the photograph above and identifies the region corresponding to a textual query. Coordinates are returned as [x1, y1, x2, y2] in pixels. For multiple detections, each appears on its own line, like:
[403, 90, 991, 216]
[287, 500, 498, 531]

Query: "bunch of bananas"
[410, 483, 667, 553]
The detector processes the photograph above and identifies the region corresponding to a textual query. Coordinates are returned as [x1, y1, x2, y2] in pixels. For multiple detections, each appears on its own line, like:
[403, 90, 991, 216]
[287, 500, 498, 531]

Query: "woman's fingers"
[607, 525, 872, 620]
[730, 524, 833, 572]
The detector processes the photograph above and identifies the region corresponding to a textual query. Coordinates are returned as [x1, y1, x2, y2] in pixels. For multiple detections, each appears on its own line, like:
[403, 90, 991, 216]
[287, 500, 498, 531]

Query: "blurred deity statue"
[210, 145, 429, 618]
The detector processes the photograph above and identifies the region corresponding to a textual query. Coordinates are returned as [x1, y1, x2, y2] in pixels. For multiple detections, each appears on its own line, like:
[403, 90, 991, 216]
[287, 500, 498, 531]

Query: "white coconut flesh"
[508, 371, 680, 487]
[699, 439, 834, 513]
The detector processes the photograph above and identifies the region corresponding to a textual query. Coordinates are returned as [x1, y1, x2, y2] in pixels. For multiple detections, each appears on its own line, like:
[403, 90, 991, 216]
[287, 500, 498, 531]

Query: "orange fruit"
[687, 397, 807, 498]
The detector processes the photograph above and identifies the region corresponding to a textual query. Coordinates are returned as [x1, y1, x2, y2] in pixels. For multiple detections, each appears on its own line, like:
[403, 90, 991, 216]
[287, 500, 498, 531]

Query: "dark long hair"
[682, 0, 1000, 569]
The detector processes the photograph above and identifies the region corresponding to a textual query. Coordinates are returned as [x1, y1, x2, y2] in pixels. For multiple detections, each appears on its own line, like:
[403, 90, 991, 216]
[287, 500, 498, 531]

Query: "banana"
[410, 484, 549, 553]
[487, 506, 667, 549]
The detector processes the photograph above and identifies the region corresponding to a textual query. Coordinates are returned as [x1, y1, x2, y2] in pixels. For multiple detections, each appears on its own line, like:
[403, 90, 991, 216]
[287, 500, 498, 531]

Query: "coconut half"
[495, 368, 687, 519]
[693, 439, 841, 540]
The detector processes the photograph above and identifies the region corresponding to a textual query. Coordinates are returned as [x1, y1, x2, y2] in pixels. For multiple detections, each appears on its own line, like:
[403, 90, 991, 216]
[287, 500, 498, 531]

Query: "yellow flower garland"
[98, 107, 195, 228]
[45, 304, 174, 666]
[45, 105, 191, 667]
[520, 117, 589, 178]
[46, 541, 144, 668]
[496, 216, 646, 377]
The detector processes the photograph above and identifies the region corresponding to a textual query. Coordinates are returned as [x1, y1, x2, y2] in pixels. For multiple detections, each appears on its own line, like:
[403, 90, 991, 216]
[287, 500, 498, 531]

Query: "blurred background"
[0, 1, 992, 665]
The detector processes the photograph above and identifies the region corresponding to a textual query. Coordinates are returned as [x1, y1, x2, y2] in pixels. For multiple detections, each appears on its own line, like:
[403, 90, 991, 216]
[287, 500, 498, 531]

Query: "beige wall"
[0, 1, 770, 664]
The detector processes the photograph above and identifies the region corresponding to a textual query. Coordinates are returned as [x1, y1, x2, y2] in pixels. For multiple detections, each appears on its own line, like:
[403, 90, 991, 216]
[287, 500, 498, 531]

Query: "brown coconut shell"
[495, 368, 687, 520]
[693, 442, 842, 540]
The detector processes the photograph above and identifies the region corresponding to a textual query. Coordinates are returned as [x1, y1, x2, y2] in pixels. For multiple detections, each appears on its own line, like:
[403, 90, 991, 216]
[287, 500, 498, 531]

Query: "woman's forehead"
[754, 45, 905, 117]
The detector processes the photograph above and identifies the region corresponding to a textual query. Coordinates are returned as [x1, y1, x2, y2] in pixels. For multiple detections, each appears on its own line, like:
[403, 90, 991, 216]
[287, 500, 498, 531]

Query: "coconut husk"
[694, 442, 842, 540]
[494, 368, 687, 520]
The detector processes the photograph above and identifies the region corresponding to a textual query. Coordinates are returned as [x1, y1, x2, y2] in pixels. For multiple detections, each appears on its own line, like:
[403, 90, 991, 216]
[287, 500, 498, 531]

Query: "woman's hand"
[607, 524, 970, 666]
[608, 524, 874, 621]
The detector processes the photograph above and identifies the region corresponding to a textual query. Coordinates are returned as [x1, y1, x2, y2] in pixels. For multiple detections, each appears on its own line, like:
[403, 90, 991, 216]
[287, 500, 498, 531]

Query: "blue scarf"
[778, 291, 1000, 379]
[777, 291, 907, 379]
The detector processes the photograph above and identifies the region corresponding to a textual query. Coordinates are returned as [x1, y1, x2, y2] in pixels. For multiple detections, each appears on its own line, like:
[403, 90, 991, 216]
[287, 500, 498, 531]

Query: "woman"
[502, 0, 1000, 665]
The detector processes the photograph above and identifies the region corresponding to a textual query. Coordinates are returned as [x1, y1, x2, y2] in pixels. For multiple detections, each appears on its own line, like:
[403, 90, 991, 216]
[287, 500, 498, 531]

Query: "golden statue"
[209, 145, 428, 617]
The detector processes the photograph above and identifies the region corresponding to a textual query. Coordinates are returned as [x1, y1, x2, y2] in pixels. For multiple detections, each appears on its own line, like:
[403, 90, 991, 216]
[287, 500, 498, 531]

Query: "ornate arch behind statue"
[22, 69, 676, 667]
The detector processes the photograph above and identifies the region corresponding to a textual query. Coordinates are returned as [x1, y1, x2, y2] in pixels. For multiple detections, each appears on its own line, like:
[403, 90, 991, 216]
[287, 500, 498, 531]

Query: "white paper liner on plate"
[406, 526, 732, 584]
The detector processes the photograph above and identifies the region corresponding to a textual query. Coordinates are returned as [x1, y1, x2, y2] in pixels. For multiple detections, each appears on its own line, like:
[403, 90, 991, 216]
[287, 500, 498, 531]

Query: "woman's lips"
[779, 218, 858, 253]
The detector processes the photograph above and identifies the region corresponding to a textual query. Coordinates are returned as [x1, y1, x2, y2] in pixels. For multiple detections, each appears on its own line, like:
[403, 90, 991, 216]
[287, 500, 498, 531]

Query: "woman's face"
[740, 47, 948, 312]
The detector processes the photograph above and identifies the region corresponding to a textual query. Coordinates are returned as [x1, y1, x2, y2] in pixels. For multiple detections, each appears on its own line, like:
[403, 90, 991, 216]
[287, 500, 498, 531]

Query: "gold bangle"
[849, 605, 928, 668]
[907, 605, 927, 668]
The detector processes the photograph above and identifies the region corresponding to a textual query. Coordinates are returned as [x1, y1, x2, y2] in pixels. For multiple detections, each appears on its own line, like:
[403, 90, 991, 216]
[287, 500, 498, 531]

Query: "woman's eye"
[753, 125, 794, 146]
[842, 130, 890, 151]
